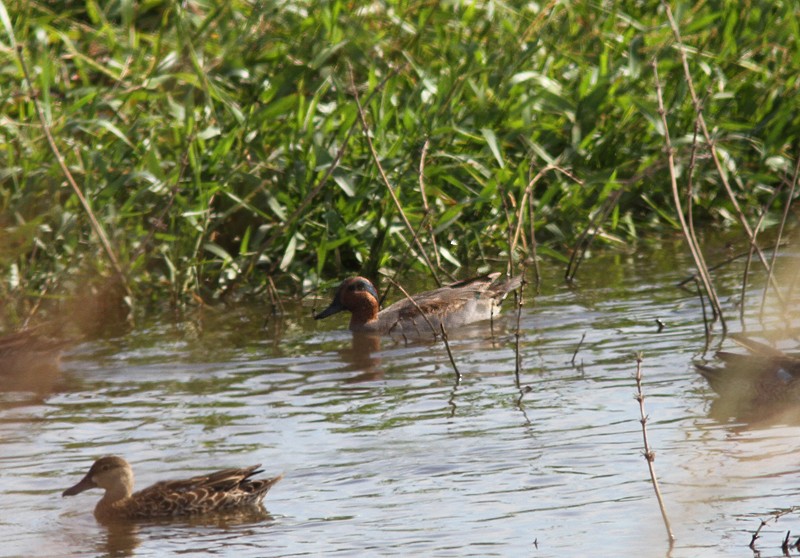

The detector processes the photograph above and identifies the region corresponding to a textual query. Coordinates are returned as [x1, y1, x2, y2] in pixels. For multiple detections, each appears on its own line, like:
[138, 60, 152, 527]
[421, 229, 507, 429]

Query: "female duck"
[62, 456, 282, 521]
[314, 272, 522, 336]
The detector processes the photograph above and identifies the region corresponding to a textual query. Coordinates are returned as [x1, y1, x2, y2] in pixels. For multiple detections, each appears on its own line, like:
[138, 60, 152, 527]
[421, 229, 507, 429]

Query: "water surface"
[2, 233, 800, 557]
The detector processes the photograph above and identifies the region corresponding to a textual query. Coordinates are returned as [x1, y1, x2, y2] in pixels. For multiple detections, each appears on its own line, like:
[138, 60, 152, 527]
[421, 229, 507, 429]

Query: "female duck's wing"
[122, 465, 280, 518]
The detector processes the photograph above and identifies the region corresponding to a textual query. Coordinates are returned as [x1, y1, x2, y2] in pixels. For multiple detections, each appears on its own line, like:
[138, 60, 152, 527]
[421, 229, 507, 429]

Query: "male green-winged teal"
[62, 456, 282, 521]
[314, 272, 522, 336]
[695, 334, 800, 420]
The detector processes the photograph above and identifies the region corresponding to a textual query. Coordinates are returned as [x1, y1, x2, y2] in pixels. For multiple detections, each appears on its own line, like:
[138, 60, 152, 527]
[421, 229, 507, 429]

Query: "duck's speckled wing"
[119, 465, 282, 518]
[379, 273, 521, 335]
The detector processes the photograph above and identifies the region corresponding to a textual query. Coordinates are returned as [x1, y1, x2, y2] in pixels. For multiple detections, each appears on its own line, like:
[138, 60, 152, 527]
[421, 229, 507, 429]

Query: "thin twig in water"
[512, 273, 532, 423]
[634, 354, 675, 544]
[684, 108, 705, 317]
[447, 367, 462, 418]
[571, 332, 586, 367]
[750, 519, 768, 549]
[261, 276, 286, 332]
[349, 64, 441, 287]
[513, 273, 527, 389]
[749, 507, 800, 551]
[499, 184, 516, 264]
[692, 276, 711, 345]
[516, 385, 533, 422]
[440, 322, 462, 383]
[266, 276, 285, 316]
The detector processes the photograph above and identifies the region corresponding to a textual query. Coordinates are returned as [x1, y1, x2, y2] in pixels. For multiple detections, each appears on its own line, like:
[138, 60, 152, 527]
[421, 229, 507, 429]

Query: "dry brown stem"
[440, 322, 462, 383]
[652, 60, 725, 331]
[417, 138, 444, 271]
[675, 243, 788, 290]
[759, 155, 800, 318]
[15, 44, 133, 309]
[349, 65, 441, 287]
[660, 1, 783, 302]
[526, 184, 540, 289]
[749, 507, 800, 551]
[565, 188, 622, 284]
[383, 277, 439, 339]
[513, 273, 526, 389]
[634, 354, 675, 544]
[571, 332, 586, 367]
[507, 161, 581, 284]
[382, 278, 461, 380]
[246, 62, 406, 281]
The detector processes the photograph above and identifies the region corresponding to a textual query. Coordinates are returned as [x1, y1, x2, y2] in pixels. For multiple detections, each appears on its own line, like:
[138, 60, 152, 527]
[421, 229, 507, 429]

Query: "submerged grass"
[0, 1, 798, 324]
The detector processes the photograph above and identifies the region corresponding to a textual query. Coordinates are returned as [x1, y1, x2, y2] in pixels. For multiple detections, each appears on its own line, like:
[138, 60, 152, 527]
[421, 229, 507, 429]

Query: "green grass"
[1, 0, 798, 324]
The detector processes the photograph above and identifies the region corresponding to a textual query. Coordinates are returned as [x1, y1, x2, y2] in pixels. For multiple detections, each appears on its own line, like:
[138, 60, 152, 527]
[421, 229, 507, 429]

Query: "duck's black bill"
[314, 302, 343, 320]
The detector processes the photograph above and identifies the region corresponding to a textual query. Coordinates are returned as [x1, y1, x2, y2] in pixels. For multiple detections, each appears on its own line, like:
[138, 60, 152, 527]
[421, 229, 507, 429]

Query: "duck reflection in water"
[99, 521, 141, 557]
[332, 331, 383, 382]
[696, 334, 800, 424]
[91, 499, 275, 557]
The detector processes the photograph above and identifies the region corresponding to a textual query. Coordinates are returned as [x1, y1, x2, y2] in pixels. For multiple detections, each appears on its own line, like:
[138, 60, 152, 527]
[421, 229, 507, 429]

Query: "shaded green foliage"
[0, 0, 797, 318]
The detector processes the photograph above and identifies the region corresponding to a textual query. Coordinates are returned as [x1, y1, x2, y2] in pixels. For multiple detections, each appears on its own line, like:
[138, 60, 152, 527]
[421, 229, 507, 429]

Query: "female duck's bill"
[314, 273, 522, 335]
[62, 455, 282, 521]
